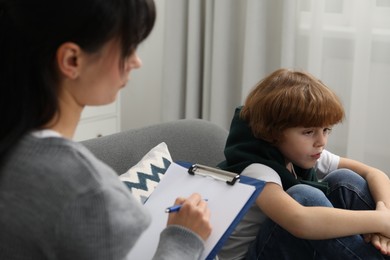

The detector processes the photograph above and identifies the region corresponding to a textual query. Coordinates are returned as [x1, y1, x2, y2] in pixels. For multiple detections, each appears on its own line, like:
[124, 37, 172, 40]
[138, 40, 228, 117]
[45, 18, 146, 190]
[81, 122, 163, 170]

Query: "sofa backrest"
[81, 119, 229, 175]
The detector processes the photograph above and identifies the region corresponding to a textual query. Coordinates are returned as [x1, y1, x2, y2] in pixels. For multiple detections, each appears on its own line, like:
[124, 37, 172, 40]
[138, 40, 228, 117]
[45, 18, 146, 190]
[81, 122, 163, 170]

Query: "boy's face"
[275, 126, 332, 169]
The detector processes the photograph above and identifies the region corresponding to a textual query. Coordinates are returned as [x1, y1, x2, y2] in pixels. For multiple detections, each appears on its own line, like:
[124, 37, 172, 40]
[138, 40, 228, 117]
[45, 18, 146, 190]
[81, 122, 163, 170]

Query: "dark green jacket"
[218, 107, 329, 194]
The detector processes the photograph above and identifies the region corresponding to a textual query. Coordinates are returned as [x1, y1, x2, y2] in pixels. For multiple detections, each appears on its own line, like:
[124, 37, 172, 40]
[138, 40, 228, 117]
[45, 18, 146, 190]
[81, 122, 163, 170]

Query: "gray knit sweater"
[0, 134, 204, 259]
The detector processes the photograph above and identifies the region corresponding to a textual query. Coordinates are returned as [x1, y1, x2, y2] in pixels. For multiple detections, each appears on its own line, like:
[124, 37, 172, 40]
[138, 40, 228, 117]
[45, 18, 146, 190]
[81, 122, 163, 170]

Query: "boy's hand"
[364, 233, 390, 255]
[364, 201, 390, 255]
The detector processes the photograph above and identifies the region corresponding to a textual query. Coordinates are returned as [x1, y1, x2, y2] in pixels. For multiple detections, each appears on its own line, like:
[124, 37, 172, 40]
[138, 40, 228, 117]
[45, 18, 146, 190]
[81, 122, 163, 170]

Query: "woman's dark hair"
[0, 0, 155, 162]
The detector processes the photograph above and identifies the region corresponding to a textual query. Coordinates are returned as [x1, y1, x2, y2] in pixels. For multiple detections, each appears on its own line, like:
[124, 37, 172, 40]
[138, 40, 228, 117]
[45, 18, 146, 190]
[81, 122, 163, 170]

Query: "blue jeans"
[245, 169, 390, 260]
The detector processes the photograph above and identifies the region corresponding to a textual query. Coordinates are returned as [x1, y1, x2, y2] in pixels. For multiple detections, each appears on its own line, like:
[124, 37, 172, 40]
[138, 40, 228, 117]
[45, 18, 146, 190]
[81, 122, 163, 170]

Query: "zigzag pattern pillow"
[119, 142, 172, 204]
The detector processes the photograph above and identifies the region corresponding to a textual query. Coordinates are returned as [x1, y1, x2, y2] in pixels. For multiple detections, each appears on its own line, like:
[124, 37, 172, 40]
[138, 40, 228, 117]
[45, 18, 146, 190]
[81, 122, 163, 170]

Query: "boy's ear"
[56, 42, 82, 79]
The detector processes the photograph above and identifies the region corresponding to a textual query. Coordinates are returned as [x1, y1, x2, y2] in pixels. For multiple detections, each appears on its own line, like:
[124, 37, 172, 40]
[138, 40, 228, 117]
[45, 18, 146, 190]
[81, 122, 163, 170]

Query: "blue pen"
[165, 199, 208, 213]
[165, 204, 182, 213]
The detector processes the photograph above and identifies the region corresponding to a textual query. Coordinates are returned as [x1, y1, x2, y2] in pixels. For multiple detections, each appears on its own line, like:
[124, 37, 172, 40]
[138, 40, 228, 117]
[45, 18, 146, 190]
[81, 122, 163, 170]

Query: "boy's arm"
[338, 157, 390, 255]
[338, 157, 390, 206]
[256, 182, 390, 240]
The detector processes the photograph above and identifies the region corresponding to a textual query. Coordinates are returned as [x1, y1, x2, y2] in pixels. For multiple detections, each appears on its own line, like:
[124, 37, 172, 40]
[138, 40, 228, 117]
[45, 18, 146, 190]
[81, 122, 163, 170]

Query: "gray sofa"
[81, 119, 229, 175]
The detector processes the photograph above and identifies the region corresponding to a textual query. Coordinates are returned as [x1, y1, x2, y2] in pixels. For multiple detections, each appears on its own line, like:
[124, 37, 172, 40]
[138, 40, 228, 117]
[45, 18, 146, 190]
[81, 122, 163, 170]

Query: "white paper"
[127, 163, 255, 260]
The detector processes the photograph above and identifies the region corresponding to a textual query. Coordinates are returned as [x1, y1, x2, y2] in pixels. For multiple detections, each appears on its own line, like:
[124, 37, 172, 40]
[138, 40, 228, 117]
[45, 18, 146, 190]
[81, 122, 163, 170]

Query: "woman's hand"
[167, 193, 212, 241]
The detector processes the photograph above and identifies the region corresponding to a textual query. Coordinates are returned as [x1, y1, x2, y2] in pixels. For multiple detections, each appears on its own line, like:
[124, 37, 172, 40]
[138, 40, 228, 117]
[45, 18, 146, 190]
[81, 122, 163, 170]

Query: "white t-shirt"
[31, 129, 62, 138]
[217, 150, 340, 260]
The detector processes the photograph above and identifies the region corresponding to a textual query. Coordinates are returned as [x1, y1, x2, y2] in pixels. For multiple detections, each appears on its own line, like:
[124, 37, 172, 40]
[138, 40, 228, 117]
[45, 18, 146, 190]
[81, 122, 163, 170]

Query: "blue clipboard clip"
[188, 164, 240, 185]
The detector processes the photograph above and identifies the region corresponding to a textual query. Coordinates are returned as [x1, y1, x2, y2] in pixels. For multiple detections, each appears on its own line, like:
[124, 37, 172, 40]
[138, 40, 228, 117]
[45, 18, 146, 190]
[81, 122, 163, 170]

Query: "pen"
[165, 199, 208, 213]
[165, 204, 182, 213]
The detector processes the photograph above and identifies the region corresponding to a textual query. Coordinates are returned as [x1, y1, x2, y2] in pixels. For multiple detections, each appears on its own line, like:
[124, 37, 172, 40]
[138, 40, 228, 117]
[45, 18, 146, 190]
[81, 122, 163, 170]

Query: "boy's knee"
[287, 184, 331, 207]
[324, 169, 365, 187]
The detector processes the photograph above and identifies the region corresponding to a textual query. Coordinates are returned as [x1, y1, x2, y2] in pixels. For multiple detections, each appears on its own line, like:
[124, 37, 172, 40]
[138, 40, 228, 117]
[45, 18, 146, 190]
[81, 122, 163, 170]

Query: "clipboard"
[127, 162, 265, 260]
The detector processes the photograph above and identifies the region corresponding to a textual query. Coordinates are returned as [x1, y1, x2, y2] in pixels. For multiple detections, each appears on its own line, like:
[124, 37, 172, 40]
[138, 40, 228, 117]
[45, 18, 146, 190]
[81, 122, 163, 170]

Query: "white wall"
[119, 0, 390, 177]
[120, 0, 167, 131]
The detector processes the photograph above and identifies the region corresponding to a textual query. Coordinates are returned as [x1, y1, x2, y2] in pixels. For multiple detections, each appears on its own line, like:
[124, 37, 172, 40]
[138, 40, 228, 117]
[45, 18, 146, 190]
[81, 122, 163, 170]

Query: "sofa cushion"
[119, 142, 172, 204]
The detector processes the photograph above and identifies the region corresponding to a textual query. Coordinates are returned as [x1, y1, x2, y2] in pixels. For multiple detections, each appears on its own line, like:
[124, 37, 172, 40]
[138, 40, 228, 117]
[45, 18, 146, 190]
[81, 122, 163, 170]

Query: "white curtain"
[160, 0, 276, 128]
[122, 0, 390, 173]
[289, 0, 390, 173]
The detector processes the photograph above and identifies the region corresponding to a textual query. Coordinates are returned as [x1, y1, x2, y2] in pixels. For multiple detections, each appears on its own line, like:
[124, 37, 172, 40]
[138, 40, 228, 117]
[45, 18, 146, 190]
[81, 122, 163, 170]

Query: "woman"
[0, 0, 211, 259]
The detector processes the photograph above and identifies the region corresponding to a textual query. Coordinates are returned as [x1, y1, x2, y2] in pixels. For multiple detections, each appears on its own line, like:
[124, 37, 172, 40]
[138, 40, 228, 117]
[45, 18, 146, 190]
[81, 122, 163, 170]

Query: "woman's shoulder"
[2, 134, 132, 205]
[0, 134, 149, 259]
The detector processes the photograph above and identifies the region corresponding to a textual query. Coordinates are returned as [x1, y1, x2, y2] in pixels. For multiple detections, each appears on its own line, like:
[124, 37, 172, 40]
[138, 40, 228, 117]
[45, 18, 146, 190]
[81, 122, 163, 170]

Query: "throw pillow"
[119, 142, 172, 204]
